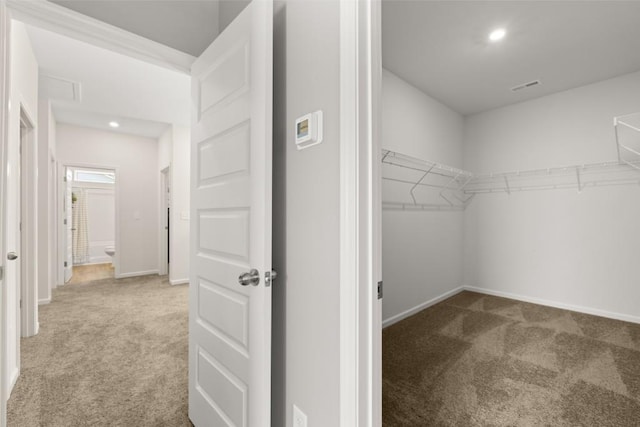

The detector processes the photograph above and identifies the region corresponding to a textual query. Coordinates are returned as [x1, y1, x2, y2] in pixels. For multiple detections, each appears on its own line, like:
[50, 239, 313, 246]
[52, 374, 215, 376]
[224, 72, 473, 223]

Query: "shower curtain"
[72, 188, 90, 264]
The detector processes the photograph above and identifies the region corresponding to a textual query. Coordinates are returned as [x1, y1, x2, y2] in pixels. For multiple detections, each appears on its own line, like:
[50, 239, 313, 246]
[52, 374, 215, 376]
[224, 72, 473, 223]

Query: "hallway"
[7, 275, 189, 426]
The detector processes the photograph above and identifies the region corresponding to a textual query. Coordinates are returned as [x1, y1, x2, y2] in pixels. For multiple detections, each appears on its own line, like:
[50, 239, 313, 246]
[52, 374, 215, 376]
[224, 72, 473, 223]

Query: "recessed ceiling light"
[489, 28, 506, 42]
[109, 121, 120, 128]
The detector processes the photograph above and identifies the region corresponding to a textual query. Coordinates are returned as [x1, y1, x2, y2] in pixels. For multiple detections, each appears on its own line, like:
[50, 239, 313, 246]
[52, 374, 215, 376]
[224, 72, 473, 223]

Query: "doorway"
[65, 166, 117, 284]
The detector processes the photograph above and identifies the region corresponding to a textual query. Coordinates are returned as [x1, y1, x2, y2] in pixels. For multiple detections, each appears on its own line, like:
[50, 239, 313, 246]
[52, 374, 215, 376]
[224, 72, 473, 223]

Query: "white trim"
[6, 367, 17, 398]
[341, 1, 378, 426]
[19, 100, 38, 338]
[464, 286, 640, 325]
[37, 298, 50, 305]
[0, 4, 11, 424]
[381, 285, 640, 329]
[169, 278, 189, 286]
[339, 1, 359, 426]
[6, 0, 195, 74]
[115, 269, 159, 279]
[369, 1, 382, 425]
[56, 162, 65, 286]
[79, 261, 111, 267]
[382, 287, 465, 328]
[159, 166, 170, 277]
[86, 256, 111, 265]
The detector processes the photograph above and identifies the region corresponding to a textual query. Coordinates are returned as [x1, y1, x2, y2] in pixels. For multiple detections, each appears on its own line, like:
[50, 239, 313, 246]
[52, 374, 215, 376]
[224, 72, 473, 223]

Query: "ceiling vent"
[510, 80, 541, 92]
[39, 74, 81, 102]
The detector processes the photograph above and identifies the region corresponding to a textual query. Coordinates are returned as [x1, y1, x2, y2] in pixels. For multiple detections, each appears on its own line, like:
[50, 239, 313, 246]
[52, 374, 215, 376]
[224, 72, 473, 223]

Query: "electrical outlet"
[293, 404, 307, 427]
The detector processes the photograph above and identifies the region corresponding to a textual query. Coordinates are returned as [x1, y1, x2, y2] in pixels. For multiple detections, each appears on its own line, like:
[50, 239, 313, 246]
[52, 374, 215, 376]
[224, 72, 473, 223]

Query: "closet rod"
[382, 160, 472, 181]
[382, 150, 473, 177]
[382, 176, 454, 190]
[465, 177, 640, 194]
[382, 202, 465, 212]
[472, 161, 624, 179]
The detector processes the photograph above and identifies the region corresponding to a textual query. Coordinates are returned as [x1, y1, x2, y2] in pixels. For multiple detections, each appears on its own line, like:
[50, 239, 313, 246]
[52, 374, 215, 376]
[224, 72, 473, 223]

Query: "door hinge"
[64, 261, 68, 267]
[64, 219, 67, 225]
[377, 281, 383, 300]
[0, 265, 3, 281]
[63, 176, 67, 182]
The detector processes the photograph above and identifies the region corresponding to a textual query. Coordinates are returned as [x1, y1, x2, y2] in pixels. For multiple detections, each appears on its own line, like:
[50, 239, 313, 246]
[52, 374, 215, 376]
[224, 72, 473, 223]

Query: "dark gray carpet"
[7, 275, 189, 426]
[383, 291, 640, 426]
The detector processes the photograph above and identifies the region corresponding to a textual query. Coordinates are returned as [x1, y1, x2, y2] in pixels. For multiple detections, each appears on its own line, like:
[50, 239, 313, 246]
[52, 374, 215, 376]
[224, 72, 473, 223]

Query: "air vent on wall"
[511, 80, 541, 92]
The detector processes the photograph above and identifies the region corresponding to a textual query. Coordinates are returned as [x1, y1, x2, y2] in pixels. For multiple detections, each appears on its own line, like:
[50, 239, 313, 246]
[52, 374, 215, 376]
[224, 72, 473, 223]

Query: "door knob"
[238, 269, 260, 286]
[7, 252, 18, 261]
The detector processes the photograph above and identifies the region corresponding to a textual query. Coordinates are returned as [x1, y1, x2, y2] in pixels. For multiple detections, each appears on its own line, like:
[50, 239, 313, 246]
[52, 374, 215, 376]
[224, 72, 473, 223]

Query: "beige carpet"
[383, 291, 640, 426]
[7, 274, 190, 427]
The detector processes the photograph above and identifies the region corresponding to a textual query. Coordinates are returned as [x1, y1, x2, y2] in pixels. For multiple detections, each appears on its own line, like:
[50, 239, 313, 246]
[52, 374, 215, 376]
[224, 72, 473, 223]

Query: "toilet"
[104, 245, 115, 261]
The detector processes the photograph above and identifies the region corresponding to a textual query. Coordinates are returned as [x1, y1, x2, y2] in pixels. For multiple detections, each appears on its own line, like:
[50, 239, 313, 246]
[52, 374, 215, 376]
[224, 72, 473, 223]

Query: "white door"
[189, 0, 273, 425]
[64, 168, 72, 282]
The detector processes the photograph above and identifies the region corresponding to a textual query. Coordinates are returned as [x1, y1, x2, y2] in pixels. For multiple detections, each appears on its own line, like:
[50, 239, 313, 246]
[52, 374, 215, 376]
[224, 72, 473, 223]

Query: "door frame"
[60, 164, 119, 280]
[19, 104, 38, 339]
[49, 151, 56, 291]
[159, 166, 170, 276]
[0, 2, 11, 424]
[339, 0, 381, 426]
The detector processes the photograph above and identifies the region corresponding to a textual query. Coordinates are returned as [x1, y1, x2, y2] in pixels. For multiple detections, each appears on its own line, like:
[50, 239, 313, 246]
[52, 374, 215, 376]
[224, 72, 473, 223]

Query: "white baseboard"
[115, 269, 159, 279]
[463, 285, 640, 325]
[169, 278, 189, 286]
[7, 367, 19, 397]
[382, 286, 465, 328]
[38, 298, 51, 305]
[88, 257, 111, 265]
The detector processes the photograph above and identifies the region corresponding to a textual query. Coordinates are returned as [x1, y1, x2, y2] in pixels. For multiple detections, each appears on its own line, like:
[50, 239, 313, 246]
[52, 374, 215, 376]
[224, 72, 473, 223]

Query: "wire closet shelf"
[382, 112, 640, 211]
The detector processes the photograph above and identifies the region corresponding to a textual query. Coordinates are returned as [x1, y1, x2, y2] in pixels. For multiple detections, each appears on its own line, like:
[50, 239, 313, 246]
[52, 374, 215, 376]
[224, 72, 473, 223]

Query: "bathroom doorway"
[64, 165, 117, 284]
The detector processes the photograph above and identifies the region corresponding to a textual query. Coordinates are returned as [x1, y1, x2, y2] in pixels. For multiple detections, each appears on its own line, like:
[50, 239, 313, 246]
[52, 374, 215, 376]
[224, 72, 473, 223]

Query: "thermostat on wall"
[295, 110, 323, 150]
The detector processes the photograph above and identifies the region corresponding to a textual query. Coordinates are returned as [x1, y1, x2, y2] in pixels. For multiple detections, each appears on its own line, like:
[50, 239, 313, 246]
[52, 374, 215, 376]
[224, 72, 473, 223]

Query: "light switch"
[293, 404, 307, 427]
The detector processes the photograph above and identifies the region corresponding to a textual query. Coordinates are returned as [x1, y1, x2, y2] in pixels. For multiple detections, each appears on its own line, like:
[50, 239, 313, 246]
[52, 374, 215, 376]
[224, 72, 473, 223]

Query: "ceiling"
[27, 24, 190, 138]
[49, 0, 219, 56]
[48, 0, 250, 56]
[382, 1, 640, 115]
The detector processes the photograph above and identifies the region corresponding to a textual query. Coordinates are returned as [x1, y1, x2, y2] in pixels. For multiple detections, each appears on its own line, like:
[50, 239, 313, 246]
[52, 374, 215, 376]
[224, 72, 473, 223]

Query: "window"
[73, 169, 116, 184]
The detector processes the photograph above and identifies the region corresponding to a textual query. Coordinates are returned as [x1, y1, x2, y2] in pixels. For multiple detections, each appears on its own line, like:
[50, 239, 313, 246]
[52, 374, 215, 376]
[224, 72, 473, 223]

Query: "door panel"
[189, 1, 273, 426]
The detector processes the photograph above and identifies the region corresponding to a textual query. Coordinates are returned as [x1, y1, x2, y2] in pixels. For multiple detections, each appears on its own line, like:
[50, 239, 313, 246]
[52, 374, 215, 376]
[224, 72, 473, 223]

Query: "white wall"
[381, 69, 465, 324]
[157, 125, 190, 285]
[4, 19, 39, 396]
[272, 2, 342, 425]
[158, 126, 171, 170]
[463, 70, 640, 322]
[57, 124, 159, 278]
